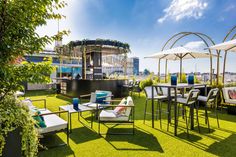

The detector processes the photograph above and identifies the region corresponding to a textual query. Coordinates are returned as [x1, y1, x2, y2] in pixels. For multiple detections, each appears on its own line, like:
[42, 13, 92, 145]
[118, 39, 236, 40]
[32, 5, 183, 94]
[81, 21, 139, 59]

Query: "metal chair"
[143, 86, 168, 129]
[176, 89, 200, 135]
[131, 81, 142, 97]
[197, 88, 220, 132]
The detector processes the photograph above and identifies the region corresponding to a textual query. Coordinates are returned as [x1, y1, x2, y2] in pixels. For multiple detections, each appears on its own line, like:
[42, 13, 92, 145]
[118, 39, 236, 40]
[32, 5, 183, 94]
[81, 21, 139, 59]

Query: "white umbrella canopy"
[208, 39, 236, 52]
[145, 46, 218, 82]
[145, 46, 216, 60]
[208, 39, 236, 83]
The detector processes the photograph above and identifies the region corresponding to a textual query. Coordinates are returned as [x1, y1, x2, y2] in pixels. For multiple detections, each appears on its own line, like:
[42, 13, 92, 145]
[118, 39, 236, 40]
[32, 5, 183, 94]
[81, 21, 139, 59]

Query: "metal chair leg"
[184, 106, 189, 136]
[67, 128, 69, 146]
[205, 107, 210, 133]
[196, 102, 200, 133]
[175, 103, 180, 132]
[98, 121, 101, 135]
[215, 105, 220, 128]
[156, 101, 158, 120]
[159, 101, 162, 129]
[205, 105, 208, 124]
[143, 99, 148, 124]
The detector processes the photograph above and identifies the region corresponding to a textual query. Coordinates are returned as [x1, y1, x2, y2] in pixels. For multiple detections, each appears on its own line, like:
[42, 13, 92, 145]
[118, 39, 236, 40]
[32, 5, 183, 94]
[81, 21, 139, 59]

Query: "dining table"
[151, 83, 207, 136]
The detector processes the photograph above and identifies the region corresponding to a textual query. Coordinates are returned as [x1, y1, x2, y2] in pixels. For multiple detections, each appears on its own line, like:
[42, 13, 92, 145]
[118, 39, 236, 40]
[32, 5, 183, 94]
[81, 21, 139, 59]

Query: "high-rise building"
[131, 57, 139, 75]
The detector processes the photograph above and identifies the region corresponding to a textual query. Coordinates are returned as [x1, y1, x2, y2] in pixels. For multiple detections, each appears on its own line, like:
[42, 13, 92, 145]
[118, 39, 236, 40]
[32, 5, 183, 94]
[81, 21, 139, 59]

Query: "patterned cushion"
[114, 98, 127, 115]
[228, 90, 236, 99]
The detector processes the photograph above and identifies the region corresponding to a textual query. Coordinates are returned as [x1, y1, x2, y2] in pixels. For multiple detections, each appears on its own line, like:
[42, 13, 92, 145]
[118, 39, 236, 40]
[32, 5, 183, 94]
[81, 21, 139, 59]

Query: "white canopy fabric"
[145, 46, 217, 82]
[145, 46, 216, 60]
[208, 39, 236, 52]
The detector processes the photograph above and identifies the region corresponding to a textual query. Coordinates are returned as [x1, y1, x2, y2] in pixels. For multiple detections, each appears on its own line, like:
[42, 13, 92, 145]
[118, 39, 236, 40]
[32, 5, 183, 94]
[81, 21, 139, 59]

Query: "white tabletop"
[59, 104, 94, 113]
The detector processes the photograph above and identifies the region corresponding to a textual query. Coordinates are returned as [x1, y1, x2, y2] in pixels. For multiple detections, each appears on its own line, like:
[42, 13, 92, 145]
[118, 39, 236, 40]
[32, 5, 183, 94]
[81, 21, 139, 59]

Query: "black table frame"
[151, 83, 207, 136]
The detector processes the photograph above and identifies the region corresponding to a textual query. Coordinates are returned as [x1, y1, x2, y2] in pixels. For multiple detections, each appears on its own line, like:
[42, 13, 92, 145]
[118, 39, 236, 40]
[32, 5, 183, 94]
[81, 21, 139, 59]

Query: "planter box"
[2, 127, 22, 157]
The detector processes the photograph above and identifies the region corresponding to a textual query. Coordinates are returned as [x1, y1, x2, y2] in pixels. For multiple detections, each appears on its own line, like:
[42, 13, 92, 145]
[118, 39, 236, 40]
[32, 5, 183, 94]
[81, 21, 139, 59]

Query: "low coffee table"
[59, 104, 95, 132]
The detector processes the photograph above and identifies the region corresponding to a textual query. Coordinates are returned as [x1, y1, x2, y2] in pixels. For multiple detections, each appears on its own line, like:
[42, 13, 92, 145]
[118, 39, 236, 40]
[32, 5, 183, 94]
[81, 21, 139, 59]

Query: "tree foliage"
[0, 58, 55, 101]
[0, 0, 68, 64]
[0, 0, 67, 156]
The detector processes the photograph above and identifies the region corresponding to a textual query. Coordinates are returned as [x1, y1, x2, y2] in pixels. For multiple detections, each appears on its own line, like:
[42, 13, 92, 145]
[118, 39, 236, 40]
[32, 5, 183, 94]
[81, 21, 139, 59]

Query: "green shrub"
[179, 73, 187, 83]
[139, 76, 153, 90]
[0, 95, 39, 157]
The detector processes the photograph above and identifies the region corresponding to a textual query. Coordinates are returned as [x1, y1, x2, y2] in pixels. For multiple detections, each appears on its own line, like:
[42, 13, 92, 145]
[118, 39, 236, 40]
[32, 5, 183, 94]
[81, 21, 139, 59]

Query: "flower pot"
[2, 127, 22, 157]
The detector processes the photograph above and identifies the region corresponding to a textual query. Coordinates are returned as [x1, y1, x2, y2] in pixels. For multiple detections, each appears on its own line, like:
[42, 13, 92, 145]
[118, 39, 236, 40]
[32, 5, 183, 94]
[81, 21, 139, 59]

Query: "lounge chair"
[79, 90, 113, 113]
[222, 87, 236, 114]
[98, 96, 135, 135]
[22, 99, 69, 147]
[222, 87, 236, 105]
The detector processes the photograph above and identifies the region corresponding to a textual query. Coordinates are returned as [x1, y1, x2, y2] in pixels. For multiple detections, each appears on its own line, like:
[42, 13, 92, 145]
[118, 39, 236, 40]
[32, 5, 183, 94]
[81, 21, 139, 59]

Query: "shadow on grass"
[193, 125, 215, 134]
[207, 109, 236, 123]
[207, 134, 236, 157]
[177, 132, 202, 142]
[39, 134, 75, 157]
[104, 128, 164, 152]
[69, 127, 100, 144]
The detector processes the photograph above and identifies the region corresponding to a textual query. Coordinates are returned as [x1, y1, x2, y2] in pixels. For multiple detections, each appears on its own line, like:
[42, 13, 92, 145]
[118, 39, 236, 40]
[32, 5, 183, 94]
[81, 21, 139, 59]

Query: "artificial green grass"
[26, 91, 236, 157]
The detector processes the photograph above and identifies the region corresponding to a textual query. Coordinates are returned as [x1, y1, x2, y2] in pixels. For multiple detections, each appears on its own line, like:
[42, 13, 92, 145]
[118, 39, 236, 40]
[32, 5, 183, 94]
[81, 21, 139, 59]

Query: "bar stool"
[143, 86, 168, 129]
[197, 88, 220, 132]
[176, 89, 200, 135]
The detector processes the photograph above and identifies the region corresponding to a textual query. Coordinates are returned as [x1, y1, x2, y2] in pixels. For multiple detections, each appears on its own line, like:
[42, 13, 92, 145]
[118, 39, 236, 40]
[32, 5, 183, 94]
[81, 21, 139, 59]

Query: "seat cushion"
[176, 97, 187, 104]
[15, 91, 25, 97]
[225, 99, 236, 104]
[198, 96, 208, 102]
[155, 95, 168, 100]
[99, 110, 129, 121]
[38, 109, 68, 134]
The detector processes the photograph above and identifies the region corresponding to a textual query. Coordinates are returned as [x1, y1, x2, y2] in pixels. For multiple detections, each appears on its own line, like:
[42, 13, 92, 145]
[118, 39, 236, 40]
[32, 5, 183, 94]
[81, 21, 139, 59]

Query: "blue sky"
[37, 0, 236, 74]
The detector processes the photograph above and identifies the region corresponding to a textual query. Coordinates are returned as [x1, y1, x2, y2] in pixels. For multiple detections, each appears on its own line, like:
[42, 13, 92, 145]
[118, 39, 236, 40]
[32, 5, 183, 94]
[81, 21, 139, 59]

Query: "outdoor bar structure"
[56, 39, 131, 98]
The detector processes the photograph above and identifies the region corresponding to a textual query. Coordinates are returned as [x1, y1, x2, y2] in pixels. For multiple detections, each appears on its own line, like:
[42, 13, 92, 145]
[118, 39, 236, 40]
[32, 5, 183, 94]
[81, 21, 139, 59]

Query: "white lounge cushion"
[37, 109, 68, 134]
[99, 96, 134, 121]
[176, 97, 188, 104]
[198, 96, 208, 102]
[15, 91, 25, 97]
[99, 110, 129, 121]
[21, 99, 36, 111]
[225, 99, 236, 104]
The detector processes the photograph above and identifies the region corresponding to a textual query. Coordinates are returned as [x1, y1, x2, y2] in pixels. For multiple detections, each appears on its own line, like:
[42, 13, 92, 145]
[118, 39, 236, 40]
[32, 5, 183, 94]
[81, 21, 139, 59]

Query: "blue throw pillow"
[96, 92, 108, 104]
[32, 109, 47, 128]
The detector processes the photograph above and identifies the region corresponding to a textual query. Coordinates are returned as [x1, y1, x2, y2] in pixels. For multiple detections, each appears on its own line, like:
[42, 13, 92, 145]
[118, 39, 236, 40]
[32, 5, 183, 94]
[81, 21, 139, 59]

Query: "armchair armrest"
[97, 94, 114, 99]
[31, 99, 47, 109]
[99, 105, 134, 108]
[38, 110, 68, 116]
[103, 99, 122, 102]
[79, 94, 91, 98]
[36, 111, 70, 123]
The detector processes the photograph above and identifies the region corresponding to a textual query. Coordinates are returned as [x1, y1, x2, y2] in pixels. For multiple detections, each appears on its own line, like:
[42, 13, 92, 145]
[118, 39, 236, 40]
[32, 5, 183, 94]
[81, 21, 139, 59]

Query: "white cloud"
[36, 0, 88, 48]
[184, 41, 206, 51]
[224, 5, 235, 12]
[158, 0, 208, 23]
